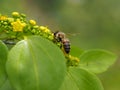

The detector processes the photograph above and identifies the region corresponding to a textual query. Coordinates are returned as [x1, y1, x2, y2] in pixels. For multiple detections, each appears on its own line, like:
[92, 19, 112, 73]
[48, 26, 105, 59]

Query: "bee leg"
[60, 43, 63, 48]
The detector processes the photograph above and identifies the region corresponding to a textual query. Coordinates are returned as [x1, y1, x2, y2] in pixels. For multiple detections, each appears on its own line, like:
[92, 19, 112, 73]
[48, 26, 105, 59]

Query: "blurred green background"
[0, 0, 120, 90]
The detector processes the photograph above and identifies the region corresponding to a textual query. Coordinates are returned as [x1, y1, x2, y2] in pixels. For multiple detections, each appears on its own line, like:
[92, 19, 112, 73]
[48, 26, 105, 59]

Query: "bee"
[54, 31, 70, 54]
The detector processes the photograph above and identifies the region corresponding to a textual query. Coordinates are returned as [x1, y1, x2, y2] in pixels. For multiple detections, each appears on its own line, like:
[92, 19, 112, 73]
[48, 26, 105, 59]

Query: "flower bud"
[12, 12, 20, 17]
[29, 20, 36, 25]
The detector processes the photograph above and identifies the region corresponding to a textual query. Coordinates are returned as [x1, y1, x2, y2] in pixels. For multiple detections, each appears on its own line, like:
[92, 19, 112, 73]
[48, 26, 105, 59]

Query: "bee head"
[54, 31, 66, 42]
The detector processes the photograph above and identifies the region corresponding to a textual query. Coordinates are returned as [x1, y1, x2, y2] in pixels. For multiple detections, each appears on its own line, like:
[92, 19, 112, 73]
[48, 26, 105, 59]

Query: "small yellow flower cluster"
[11, 19, 26, 32]
[66, 55, 80, 67]
[0, 15, 7, 20]
[39, 26, 54, 40]
[39, 26, 51, 33]
[0, 12, 55, 41]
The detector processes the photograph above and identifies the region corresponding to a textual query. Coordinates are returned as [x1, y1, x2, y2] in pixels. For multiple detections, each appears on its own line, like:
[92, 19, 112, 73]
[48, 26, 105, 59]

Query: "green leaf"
[70, 46, 84, 57]
[6, 36, 66, 90]
[0, 41, 8, 87]
[0, 80, 14, 90]
[79, 49, 117, 74]
[59, 67, 104, 90]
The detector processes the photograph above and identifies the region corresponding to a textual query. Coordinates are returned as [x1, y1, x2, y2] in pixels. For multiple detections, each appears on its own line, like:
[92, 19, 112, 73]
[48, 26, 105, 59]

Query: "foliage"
[59, 67, 104, 90]
[79, 49, 117, 74]
[0, 41, 8, 87]
[6, 36, 66, 90]
[0, 12, 117, 90]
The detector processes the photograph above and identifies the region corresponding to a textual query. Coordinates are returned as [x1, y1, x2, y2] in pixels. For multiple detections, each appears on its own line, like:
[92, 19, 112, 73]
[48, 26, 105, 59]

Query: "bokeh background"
[0, 0, 120, 90]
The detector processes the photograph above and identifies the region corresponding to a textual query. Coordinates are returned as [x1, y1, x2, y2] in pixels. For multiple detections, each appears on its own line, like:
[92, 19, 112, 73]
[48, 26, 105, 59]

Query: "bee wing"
[65, 32, 80, 38]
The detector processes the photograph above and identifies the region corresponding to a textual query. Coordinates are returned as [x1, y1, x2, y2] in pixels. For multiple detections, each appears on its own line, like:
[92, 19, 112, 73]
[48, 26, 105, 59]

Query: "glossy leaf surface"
[0, 41, 8, 87]
[79, 49, 117, 73]
[6, 36, 66, 90]
[59, 67, 104, 90]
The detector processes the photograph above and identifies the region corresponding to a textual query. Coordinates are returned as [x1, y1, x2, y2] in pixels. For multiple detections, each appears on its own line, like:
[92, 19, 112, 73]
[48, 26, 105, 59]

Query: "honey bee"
[54, 31, 70, 54]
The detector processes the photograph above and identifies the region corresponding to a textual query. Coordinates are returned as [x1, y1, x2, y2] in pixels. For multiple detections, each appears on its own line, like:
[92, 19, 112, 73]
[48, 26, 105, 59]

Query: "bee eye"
[58, 34, 61, 36]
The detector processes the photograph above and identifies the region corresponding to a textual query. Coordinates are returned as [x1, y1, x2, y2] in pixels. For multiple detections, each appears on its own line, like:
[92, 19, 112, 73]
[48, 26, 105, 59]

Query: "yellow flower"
[0, 16, 7, 20]
[45, 28, 51, 33]
[11, 19, 26, 32]
[12, 12, 20, 17]
[39, 26, 46, 30]
[39, 26, 51, 33]
[29, 20, 36, 25]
